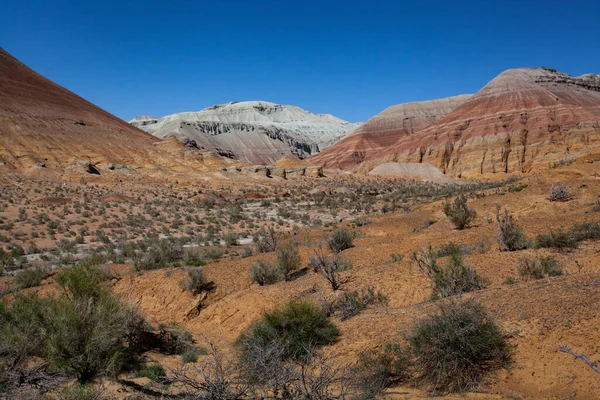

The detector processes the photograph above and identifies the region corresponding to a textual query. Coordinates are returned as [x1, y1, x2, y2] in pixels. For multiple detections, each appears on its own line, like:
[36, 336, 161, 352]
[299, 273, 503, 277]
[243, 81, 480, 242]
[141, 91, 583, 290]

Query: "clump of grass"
[138, 363, 166, 382]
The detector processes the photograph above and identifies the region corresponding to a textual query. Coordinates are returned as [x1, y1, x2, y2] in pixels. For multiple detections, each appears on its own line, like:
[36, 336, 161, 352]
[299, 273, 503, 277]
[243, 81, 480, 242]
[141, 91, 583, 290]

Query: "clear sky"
[2, 0, 599, 122]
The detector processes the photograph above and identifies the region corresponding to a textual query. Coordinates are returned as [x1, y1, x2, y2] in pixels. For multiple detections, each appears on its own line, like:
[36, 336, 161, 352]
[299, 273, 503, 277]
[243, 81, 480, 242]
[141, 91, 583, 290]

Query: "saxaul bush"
[443, 195, 477, 230]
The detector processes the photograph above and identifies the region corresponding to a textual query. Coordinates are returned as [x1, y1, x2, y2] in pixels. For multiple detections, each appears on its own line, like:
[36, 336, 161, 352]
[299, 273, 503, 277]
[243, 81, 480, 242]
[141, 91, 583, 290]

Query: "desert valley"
[1, 43, 600, 400]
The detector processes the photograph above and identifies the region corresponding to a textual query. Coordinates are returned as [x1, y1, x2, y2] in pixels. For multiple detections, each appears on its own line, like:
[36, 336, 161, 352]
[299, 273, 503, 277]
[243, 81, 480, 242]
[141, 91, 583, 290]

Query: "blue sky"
[2, 0, 599, 122]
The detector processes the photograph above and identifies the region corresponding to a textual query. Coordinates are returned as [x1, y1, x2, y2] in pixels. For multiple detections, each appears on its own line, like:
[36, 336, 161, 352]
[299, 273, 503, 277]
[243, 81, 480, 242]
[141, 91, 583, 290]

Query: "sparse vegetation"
[310, 243, 353, 290]
[354, 344, 412, 396]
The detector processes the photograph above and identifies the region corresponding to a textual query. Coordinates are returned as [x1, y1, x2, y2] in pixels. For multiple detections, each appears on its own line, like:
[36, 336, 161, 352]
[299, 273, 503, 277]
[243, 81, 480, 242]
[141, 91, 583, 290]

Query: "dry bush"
[495, 207, 529, 251]
[409, 300, 513, 393]
[518, 255, 563, 280]
[275, 243, 301, 279]
[180, 267, 214, 295]
[310, 243, 353, 290]
[443, 195, 477, 230]
[411, 246, 486, 299]
[253, 227, 279, 253]
[549, 183, 572, 202]
[250, 260, 285, 286]
[327, 228, 354, 253]
[354, 344, 412, 396]
[332, 287, 388, 321]
[535, 229, 578, 252]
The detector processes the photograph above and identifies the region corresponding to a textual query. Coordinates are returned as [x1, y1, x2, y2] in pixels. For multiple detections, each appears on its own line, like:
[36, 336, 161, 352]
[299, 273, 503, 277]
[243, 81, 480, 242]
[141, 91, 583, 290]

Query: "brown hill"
[307, 95, 471, 169]
[377, 68, 600, 177]
[0, 48, 231, 176]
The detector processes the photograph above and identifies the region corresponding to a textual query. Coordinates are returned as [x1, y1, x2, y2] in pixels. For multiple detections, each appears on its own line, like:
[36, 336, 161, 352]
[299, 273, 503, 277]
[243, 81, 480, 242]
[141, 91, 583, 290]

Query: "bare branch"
[559, 345, 600, 374]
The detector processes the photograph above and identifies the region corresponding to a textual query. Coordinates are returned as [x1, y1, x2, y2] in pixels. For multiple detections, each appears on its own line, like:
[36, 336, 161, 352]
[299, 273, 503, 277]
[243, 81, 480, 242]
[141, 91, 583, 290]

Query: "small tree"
[496, 207, 529, 251]
[443, 195, 477, 230]
[253, 227, 279, 253]
[310, 243, 352, 290]
[409, 300, 513, 392]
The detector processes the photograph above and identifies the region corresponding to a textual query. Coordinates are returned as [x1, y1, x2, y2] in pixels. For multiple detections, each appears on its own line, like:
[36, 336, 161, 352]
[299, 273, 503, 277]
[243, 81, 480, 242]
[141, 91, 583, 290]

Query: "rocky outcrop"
[130, 101, 361, 165]
[376, 68, 600, 177]
[308, 95, 471, 169]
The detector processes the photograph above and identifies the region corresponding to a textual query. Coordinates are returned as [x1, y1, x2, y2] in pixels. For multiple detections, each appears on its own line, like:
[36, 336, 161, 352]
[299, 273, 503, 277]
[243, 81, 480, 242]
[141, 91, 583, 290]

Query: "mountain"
[376, 68, 600, 177]
[0, 48, 233, 175]
[307, 95, 471, 170]
[129, 101, 361, 164]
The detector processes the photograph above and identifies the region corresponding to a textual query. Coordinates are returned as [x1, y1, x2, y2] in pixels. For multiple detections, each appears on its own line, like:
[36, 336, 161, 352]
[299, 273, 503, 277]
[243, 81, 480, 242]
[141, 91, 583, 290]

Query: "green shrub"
[4, 263, 148, 383]
[535, 229, 578, 252]
[496, 208, 529, 251]
[14, 267, 48, 289]
[56, 384, 100, 400]
[55, 263, 107, 300]
[571, 221, 600, 241]
[508, 184, 528, 192]
[327, 228, 353, 253]
[275, 243, 301, 278]
[411, 246, 486, 299]
[354, 344, 411, 396]
[332, 287, 388, 320]
[443, 195, 477, 230]
[236, 300, 339, 363]
[409, 300, 513, 392]
[138, 363, 166, 382]
[250, 260, 285, 286]
[181, 347, 200, 364]
[0, 294, 48, 365]
[518, 255, 563, 280]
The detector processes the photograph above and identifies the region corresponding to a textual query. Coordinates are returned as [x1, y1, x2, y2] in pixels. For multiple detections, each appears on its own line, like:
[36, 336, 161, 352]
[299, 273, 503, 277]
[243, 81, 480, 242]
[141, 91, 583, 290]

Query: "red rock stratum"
[378, 68, 600, 177]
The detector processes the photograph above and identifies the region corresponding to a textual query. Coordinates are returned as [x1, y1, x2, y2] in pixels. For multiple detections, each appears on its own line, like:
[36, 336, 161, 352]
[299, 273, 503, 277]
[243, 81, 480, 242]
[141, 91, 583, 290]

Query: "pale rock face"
[130, 101, 361, 164]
